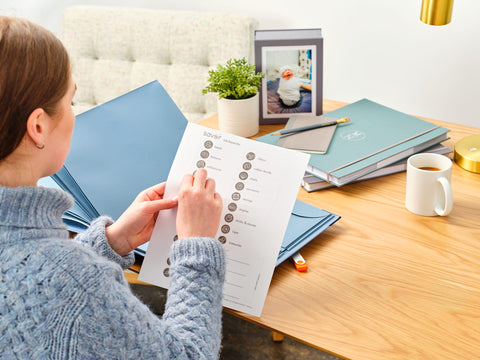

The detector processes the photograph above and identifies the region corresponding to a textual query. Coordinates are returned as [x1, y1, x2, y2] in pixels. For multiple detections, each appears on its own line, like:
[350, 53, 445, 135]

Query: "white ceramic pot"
[217, 93, 259, 137]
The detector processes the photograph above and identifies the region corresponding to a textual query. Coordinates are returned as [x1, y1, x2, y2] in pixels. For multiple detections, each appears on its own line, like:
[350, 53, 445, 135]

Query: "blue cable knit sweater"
[0, 185, 226, 359]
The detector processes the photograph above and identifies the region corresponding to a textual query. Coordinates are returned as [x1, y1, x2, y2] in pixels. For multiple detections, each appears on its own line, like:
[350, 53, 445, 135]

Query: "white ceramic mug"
[405, 153, 453, 216]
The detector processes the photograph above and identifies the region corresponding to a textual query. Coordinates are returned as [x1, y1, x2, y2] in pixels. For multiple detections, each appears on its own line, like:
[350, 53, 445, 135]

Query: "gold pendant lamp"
[420, 0, 454, 25]
[419, 0, 480, 174]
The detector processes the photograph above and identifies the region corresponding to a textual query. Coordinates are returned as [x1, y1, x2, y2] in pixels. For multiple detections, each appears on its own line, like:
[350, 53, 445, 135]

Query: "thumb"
[143, 196, 178, 214]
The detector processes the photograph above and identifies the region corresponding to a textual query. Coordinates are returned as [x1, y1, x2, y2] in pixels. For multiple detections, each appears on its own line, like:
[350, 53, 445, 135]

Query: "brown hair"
[0, 16, 71, 161]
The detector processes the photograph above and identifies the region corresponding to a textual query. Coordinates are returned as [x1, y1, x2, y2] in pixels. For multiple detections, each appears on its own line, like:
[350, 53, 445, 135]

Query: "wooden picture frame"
[254, 29, 323, 124]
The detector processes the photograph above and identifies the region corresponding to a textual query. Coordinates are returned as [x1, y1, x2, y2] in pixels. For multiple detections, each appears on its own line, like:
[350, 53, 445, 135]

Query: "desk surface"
[198, 100, 480, 360]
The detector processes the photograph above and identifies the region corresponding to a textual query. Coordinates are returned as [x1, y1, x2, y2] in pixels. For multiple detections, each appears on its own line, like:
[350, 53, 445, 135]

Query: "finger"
[143, 182, 167, 201]
[193, 168, 208, 189]
[143, 198, 178, 214]
[205, 177, 216, 193]
[213, 192, 222, 205]
[180, 173, 194, 192]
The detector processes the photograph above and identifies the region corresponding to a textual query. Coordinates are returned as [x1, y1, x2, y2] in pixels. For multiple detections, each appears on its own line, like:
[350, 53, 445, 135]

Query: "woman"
[0, 16, 225, 359]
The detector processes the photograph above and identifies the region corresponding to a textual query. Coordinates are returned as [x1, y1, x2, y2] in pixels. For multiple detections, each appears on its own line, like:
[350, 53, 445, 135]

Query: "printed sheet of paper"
[139, 123, 310, 316]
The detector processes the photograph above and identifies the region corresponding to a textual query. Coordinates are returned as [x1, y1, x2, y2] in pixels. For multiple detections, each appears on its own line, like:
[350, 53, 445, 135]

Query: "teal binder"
[257, 99, 449, 186]
[44, 81, 188, 231]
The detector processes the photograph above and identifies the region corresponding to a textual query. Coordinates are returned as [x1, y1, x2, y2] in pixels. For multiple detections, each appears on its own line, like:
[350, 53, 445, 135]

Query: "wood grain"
[129, 99, 480, 360]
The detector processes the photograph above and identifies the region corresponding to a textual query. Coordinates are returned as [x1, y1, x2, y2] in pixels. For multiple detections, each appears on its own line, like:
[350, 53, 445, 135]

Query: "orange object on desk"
[292, 252, 308, 272]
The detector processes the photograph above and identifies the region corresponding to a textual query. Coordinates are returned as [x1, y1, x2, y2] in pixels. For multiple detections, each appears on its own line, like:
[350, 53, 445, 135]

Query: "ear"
[25, 108, 47, 148]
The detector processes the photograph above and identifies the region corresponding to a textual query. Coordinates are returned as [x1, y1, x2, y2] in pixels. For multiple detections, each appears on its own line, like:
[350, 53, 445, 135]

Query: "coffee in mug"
[417, 166, 441, 171]
[405, 153, 453, 216]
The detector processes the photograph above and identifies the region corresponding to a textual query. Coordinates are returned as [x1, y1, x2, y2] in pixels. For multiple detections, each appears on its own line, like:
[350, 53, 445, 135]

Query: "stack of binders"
[257, 98, 450, 188]
[301, 143, 452, 192]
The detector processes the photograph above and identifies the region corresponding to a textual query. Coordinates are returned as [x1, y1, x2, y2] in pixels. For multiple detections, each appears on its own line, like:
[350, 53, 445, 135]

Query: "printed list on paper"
[139, 123, 310, 317]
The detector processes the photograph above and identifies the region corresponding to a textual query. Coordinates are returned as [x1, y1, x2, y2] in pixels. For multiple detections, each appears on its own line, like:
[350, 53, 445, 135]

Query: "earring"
[35, 143, 45, 149]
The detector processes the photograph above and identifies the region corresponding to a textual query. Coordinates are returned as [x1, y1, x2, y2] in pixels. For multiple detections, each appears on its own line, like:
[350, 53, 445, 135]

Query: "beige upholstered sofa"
[62, 6, 258, 122]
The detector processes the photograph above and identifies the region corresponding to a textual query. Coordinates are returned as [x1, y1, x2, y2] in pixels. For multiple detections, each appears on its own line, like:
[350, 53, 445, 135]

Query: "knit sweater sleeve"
[72, 216, 135, 269]
[68, 236, 225, 359]
[162, 237, 226, 358]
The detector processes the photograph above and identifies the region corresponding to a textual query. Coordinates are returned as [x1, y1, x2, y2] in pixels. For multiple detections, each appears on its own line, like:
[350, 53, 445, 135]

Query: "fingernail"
[171, 195, 179, 203]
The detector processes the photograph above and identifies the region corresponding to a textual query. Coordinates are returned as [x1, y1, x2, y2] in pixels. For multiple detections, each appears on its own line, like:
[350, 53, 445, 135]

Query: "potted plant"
[203, 58, 265, 137]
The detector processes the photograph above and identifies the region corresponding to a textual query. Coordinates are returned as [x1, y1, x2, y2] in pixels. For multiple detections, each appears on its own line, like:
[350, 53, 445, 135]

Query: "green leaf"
[202, 57, 265, 100]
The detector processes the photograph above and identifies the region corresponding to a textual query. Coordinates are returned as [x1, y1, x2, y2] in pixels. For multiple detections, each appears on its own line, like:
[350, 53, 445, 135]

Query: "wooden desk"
[128, 99, 480, 360]
[198, 100, 480, 360]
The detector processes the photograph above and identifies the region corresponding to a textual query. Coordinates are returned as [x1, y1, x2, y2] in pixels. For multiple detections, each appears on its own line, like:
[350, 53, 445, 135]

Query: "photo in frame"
[254, 29, 323, 124]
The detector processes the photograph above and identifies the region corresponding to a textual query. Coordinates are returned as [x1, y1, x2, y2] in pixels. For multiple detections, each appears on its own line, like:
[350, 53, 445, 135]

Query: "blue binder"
[48, 80, 188, 230]
[276, 200, 340, 265]
[134, 199, 341, 265]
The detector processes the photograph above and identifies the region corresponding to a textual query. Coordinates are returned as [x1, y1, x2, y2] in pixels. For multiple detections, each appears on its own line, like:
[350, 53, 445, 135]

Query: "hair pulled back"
[0, 16, 71, 160]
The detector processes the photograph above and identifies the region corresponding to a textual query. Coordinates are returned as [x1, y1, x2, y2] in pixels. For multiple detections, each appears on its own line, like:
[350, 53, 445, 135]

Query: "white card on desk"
[139, 123, 310, 317]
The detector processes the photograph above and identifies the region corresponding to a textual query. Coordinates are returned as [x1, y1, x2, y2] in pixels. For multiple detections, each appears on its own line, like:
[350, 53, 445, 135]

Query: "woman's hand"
[105, 182, 178, 256]
[176, 168, 222, 239]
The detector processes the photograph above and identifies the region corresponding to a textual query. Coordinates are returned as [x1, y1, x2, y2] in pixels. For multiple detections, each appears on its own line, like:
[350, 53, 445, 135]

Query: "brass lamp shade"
[420, 0, 454, 25]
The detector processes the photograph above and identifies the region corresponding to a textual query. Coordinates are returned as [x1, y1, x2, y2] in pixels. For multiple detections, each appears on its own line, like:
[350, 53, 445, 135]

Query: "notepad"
[276, 115, 338, 154]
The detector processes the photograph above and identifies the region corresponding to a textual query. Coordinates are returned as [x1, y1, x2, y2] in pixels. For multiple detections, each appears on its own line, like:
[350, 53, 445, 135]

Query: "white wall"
[2, 0, 479, 128]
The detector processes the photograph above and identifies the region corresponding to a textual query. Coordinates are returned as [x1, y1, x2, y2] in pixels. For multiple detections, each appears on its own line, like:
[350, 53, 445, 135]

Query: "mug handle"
[434, 177, 453, 216]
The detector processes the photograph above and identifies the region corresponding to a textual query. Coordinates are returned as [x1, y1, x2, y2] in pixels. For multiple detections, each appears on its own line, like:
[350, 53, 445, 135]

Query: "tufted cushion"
[62, 6, 258, 122]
